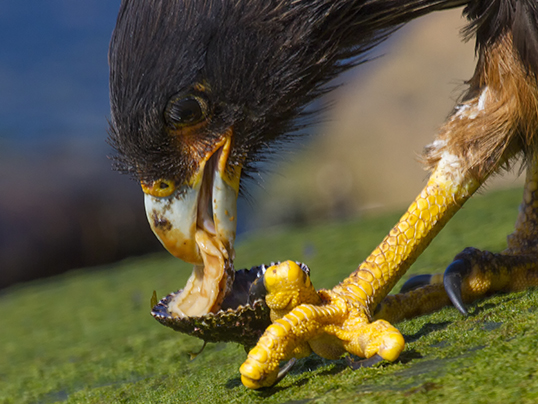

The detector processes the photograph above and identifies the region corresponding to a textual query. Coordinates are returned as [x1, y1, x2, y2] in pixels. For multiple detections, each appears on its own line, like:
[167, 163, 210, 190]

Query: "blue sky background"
[0, 1, 166, 289]
[0, 1, 120, 148]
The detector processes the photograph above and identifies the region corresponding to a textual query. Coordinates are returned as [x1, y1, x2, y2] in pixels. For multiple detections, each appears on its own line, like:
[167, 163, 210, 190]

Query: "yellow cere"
[141, 179, 176, 198]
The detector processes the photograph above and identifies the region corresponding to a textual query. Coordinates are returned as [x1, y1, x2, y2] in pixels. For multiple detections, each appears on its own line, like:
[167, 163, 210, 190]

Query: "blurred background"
[0, 0, 162, 289]
[0, 3, 523, 290]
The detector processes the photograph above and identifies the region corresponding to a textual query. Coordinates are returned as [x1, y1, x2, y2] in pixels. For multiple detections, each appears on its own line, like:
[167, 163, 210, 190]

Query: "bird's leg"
[240, 32, 538, 389]
[400, 154, 538, 315]
[240, 158, 483, 389]
[379, 32, 538, 316]
[438, 155, 538, 314]
[372, 283, 451, 324]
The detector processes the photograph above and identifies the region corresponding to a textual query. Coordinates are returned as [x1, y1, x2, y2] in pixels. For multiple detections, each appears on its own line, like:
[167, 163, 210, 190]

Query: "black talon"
[444, 259, 471, 315]
[399, 274, 433, 293]
[346, 353, 384, 370]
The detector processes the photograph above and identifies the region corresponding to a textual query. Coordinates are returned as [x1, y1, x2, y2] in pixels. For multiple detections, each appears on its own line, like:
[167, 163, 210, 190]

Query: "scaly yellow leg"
[396, 154, 538, 315]
[442, 155, 538, 312]
[375, 32, 538, 316]
[240, 160, 482, 389]
[373, 283, 450, 324]
[240, 32, 538, 390]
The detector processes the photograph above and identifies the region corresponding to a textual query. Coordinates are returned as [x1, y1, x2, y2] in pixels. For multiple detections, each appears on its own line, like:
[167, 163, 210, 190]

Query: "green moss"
[2, 187, 536, 404]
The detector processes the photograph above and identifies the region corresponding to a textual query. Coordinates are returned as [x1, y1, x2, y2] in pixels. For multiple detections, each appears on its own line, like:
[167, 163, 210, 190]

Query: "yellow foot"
[394, 246, 538, 319]
[443, 247, 538, 314]
[373, 283, 451, 324]
[240, 152, 479, 389]
[239, 261, 404, 389]
[399, 157, 538, 316]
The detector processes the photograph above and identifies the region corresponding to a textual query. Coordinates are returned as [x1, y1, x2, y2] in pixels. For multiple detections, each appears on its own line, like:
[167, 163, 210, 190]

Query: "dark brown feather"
[424, 25, 538, 180]
[464, 0, 538, 75]
[512, 0, 538, 74]
[108, 0, 467, 183]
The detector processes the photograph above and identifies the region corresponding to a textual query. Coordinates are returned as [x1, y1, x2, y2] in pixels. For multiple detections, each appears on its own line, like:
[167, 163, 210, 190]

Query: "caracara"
[109, 0, 538, 389]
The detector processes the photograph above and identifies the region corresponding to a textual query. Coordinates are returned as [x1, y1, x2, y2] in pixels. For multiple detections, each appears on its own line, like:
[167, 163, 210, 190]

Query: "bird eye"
[165, 95, 207, 128]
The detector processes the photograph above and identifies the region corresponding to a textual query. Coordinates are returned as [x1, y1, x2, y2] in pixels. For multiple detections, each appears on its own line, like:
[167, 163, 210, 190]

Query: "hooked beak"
[142, 130, 241, 317]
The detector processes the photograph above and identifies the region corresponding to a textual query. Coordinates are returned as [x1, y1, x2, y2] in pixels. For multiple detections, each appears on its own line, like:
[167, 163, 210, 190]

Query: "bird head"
[108, 0, 390, 318]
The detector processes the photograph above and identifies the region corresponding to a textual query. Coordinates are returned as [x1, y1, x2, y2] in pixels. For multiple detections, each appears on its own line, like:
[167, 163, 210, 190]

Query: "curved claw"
[444, 259, 471, 315]
[399, 274, 432, 293]
[188, 341, 207, 360]
[248, 274, 267, 303]
[262, 358, 297, 389]
[346, 353, 384, 370]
